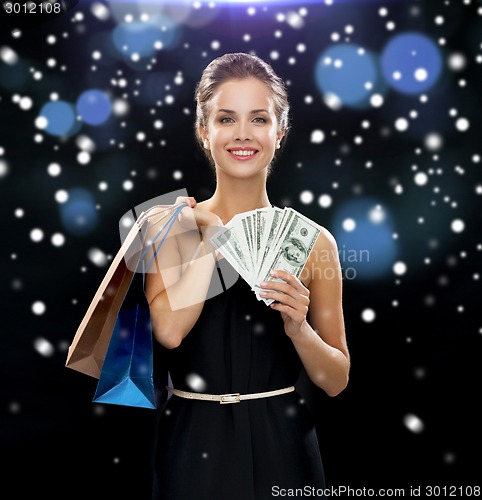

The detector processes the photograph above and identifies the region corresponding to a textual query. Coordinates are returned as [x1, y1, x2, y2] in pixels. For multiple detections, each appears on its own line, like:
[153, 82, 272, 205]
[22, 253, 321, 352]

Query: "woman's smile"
[227, 147, 259, 161]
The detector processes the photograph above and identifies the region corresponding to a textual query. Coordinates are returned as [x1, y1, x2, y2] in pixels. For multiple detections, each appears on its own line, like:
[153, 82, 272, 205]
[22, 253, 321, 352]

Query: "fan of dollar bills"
[210, 206, 322, 305]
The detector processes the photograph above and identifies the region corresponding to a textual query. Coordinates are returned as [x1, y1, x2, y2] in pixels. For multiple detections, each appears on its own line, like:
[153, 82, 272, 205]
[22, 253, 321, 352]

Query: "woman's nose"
[233, 121, 252, 141]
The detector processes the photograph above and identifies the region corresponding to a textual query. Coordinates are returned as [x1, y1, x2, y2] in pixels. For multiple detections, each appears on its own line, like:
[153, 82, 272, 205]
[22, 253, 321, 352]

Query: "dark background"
[1, 0, 481, 498]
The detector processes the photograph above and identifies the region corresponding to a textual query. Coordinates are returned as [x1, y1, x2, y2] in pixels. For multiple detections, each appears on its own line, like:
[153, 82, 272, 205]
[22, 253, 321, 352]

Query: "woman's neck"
[201, 175, 271, 224]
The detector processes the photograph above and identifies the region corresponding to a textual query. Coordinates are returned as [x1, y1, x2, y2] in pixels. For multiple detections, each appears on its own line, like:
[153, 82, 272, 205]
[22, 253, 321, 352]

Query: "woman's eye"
[219, 116, 266, 124]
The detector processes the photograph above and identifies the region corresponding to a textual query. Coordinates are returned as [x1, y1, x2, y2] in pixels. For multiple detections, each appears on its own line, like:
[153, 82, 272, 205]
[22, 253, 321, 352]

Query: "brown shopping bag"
[65, 215, 144, 378]
[65, 201, 188, 379]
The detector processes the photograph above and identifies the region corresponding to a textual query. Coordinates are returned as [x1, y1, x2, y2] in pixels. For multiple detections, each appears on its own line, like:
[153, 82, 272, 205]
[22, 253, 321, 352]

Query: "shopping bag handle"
[141, 202, 188, 274]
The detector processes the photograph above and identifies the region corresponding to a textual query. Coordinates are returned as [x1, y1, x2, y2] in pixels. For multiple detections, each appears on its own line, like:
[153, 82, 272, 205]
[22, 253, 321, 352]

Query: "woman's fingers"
[259, 271, 309, 310]
[175, 196, 197, 208]
[177, 198, 198, 230]
[259, 270, 310, 335]
[260, 270, 308, 298]
[178, 207, 222, 231]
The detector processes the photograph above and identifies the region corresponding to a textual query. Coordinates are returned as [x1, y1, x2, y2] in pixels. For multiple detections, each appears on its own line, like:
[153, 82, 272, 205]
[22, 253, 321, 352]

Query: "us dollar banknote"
[210, 206, 322, 305]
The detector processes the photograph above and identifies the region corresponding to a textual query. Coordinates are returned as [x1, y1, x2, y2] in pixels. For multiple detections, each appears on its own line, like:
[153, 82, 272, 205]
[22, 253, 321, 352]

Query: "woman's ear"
[276, 130, 285, 149]
[199, 125, 209, 149]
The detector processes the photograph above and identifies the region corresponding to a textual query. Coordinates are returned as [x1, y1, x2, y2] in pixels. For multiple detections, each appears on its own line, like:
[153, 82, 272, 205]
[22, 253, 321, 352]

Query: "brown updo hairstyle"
[194, 52, 291, 173]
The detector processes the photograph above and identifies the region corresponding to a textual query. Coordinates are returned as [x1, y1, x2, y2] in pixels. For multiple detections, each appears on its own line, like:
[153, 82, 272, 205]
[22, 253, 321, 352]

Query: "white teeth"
[231, 150, 255, 156]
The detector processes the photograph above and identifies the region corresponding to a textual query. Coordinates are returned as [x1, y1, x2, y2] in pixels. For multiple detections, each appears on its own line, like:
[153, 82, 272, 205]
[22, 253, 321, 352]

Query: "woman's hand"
[175, 196, 223, 256]
[175, 196, 223, 231]
[258, 269, 310, 339]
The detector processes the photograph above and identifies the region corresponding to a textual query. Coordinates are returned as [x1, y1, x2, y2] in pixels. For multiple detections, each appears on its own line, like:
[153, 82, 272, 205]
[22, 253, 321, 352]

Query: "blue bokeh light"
[38, 101, 77, 137]
[60, 188, 99, 236]
[315, 44, 385, 109]
[332, 198, 398, 281]
[76, 89, 112, 126]
[112, 16, 180, 61]
[380, 32, 443, 95]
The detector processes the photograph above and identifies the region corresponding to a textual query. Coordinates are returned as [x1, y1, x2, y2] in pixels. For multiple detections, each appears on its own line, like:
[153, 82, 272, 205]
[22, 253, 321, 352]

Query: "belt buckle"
[220, 393, 241, 404]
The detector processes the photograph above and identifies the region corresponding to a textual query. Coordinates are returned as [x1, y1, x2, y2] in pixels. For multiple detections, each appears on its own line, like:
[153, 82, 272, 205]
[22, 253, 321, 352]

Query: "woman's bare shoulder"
[314, 225, 338, 252]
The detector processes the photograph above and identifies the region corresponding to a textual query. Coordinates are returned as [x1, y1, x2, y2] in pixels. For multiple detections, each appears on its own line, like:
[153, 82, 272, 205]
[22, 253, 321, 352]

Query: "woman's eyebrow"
[217, 108, 269, 114]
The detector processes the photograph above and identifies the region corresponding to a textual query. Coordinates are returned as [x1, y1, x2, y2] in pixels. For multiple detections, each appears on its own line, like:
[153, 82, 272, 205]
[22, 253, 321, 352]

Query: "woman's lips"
[227, 148, 259, 161]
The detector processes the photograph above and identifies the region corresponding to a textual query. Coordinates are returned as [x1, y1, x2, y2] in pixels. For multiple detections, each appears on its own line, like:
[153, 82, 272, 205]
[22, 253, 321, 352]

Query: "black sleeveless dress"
[152, 256, 325, 500]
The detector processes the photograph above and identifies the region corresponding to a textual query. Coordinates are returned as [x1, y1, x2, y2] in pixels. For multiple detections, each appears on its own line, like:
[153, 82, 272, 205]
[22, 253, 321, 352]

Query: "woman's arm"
[259, 227, 350, 396]
[144, 197, 222, 349]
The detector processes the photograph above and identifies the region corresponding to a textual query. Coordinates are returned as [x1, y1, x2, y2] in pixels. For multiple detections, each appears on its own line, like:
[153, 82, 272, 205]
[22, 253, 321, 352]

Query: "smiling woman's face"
[199, 77, 284, 180]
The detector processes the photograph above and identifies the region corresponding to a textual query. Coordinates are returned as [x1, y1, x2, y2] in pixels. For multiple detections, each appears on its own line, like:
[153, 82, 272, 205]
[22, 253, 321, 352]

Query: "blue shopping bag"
[92, 202, 185, 409]
[92, 263, 156, 408]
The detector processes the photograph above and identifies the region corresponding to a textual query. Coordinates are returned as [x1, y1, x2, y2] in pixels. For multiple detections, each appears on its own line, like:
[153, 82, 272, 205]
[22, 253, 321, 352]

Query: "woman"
[144, 52, 350, 500]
